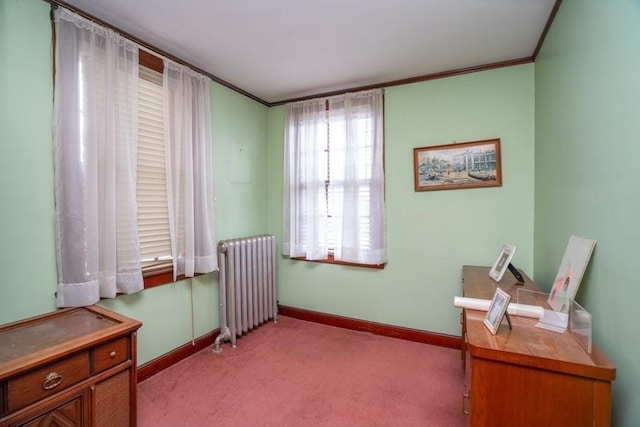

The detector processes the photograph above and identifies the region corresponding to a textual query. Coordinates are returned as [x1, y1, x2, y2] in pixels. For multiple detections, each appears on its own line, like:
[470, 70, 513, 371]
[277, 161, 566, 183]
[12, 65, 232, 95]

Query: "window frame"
[290, 99, 386, 270]
[292, 254, 385, 269]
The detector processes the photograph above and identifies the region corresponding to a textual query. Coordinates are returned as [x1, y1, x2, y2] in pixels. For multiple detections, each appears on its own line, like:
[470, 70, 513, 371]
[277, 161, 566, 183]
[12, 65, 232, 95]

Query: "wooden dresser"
[0, 306, 142, 427]
[461, 265, 616, 427]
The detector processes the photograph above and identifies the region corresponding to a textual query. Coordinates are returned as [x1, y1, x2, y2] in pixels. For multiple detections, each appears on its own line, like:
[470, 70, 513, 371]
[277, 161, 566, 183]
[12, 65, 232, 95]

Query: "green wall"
[268, 65, 535, 336]
[534, 1, 640, 425]
[0, 0, 269, 366]
[0, 0, 57, 322]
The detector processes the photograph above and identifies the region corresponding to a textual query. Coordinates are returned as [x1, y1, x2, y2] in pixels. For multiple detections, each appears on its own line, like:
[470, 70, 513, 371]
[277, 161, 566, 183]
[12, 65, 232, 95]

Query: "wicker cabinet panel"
[94, 370, 130, 427]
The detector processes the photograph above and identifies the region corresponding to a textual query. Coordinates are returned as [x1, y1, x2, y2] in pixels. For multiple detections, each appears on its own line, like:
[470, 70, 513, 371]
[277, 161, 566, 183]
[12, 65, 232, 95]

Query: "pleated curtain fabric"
[329, 91, 386, 265]
[163, 62, 217, 280]
[53, 8, 143, 307]
[282, 98, 329, 260]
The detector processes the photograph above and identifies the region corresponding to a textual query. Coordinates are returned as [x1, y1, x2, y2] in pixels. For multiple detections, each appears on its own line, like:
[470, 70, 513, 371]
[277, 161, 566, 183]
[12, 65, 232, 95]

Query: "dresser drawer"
[7, 352, 90, 413]
[93, 336, 129, 374]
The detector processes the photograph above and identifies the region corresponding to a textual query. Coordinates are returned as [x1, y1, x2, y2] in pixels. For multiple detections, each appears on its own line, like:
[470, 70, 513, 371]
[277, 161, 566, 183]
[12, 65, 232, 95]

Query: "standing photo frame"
[547, 235, 597, 312]
[484, 288, 512, 335]
[489, 244, 517, 282]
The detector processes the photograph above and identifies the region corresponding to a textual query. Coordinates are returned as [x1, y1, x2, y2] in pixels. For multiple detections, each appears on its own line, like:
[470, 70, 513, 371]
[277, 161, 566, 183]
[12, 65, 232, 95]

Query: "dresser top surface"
[0, 310, 116, 363]
[462, 265, 615, 381]
[0, 306, 141, 378]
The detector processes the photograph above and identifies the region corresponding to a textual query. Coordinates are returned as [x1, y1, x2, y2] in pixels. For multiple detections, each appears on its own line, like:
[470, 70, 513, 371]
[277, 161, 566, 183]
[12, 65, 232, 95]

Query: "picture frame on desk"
[484, 288, 511, 335]
[489, 243, 516, 282]
[547, 235, 596, 312]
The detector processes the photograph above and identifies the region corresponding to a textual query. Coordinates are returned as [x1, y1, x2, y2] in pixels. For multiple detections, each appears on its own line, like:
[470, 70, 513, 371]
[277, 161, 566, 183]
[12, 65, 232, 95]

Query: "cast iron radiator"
[213, 234, 277, 352]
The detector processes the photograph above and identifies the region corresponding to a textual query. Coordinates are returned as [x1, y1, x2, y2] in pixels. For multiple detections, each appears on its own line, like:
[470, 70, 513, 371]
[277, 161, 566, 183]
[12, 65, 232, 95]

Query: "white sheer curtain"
[283, 89, 386, 265]
[283, 98, 328, 260]
[330, 90, 386, 264]
[163, 62, 217, 280]
[54, 8, 143, 307]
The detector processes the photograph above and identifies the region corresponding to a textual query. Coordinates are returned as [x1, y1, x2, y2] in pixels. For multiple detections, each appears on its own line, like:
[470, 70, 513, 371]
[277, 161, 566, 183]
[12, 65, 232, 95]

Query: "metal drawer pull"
[43, 372, 63, 390]
[110, 351, 117, 358]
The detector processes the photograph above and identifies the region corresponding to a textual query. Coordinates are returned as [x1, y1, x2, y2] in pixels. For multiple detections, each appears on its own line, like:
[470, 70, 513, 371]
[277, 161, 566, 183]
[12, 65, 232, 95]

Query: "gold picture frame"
[413, 138, 502, 191]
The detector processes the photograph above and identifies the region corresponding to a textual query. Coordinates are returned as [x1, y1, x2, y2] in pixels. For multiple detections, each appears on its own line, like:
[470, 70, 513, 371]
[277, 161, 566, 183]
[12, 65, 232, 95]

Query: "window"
[53, 8, 216, 307]
[283, 89, 386, 267]
[137, 52, 173, 284]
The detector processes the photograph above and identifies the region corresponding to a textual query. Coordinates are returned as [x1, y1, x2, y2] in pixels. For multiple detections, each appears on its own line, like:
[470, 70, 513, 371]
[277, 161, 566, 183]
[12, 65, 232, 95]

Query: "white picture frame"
[484, 288, 512, 335]
[547, 235, 597, 312]
[489, 244, 517, 282]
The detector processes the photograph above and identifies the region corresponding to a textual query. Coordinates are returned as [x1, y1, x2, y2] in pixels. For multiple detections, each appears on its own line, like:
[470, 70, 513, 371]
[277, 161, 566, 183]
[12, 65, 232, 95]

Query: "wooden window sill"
[291, 255, 385, 270]
[143, 270, 202, 289]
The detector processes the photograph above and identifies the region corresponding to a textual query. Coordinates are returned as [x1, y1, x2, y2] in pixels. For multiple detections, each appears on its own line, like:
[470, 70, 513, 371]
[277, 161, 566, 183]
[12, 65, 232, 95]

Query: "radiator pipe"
[214, 240, 231, 353]
[213, 326, 231, 354]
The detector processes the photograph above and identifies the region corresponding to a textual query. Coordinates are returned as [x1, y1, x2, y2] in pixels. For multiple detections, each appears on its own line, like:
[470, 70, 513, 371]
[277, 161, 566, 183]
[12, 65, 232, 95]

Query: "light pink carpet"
[138, 316, 465, 426]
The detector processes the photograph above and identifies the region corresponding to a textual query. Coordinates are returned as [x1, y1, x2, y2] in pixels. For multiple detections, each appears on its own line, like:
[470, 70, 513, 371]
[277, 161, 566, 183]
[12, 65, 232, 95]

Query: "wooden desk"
[0, 306, 142, 426]
[461, 265, 615, 427]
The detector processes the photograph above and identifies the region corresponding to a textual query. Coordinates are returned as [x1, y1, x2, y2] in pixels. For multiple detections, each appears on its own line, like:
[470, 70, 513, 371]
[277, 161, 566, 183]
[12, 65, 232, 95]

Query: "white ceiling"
[59, 0, 558, 105]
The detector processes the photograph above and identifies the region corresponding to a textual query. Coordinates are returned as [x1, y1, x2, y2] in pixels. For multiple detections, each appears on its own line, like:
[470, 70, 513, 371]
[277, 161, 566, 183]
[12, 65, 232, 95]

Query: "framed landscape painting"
[413, 138, 502, 191]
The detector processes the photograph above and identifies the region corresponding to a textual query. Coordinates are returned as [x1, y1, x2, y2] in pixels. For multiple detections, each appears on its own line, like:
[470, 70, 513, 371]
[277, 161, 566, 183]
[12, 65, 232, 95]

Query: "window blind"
[137, 65, 172, 273]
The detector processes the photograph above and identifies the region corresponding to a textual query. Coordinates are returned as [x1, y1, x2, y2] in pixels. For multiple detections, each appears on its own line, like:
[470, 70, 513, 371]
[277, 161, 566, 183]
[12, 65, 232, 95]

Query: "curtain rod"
[45, 0, 270, 107]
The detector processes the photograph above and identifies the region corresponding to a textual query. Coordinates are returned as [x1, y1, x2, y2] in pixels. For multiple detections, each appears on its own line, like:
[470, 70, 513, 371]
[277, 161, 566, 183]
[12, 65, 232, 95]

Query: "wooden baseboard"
[278, 305, 462, 350]
[137, 329, 218, 383]
[138, 307, 462, 383]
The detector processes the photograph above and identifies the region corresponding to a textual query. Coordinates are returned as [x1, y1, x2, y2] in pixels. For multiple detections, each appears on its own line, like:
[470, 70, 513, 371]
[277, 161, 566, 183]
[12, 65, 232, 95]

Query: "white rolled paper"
[454, 296, 491, 311]
[454, 296, 544, 319]
[508, 303, 545, 319]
